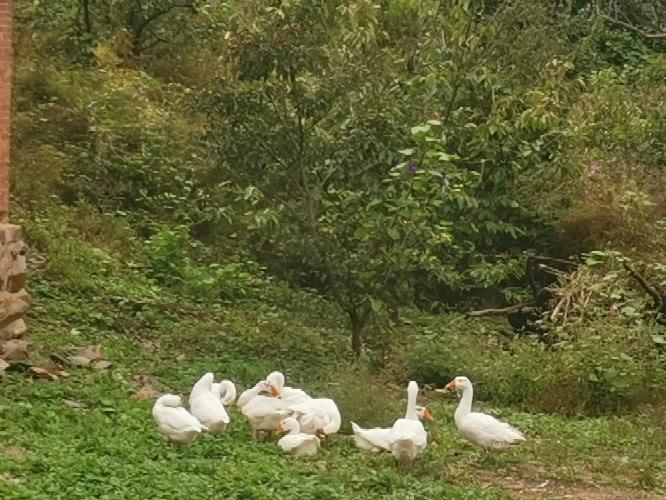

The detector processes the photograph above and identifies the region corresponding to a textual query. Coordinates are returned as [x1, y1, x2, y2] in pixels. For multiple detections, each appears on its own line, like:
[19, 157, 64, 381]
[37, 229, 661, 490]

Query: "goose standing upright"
[238, 380, 289, 440]
[438, 376, 525, 451]
[189, 372, 230, 433]
[152, 394, 207, 444]
[387, 381, 429, 463]
[352, 406, 433, 453]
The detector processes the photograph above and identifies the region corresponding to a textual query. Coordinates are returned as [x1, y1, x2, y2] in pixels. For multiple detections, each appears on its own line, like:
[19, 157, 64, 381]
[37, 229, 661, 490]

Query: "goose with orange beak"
[265, 371, 311, 404]
[437, 376, 525, 452]
[237, 380, 289, 440]
[276, 416, 321, 456]
[352, 405, 433, 453]
[286, 397, 341, 440]
[386, 381, 429, 466]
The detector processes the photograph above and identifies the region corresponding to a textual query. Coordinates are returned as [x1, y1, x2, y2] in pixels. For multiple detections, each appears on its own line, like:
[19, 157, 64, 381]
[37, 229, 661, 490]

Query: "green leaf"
[410, 125, 431, 135]
[387, 227, 400, 240]
[353, 227, 369, 239]
[398, 148, 416, 156]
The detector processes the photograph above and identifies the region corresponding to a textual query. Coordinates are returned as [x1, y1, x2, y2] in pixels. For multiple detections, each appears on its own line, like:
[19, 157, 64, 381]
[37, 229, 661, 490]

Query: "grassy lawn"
[1, 270, 665, 499]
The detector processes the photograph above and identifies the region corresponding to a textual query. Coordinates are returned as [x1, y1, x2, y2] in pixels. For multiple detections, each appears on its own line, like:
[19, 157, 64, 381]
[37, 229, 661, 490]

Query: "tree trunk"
[349, 309, 363, 356]
[348, 306, 369, 357]
[81, 0, 92, 35]
[389, 304, 400, 325]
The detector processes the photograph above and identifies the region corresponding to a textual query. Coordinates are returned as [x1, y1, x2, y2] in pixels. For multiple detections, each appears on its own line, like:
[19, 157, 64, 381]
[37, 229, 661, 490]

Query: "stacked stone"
[0, 224, 27, 341]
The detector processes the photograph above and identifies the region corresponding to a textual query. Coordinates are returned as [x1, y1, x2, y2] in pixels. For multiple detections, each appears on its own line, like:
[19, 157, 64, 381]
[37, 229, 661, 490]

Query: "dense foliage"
[11, 1, 666, 365]
[4, 4, 666, 497]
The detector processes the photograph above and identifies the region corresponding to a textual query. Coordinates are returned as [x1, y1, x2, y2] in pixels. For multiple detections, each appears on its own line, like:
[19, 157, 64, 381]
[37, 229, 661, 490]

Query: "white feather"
[152, 394, 206, 444]
[189, 373, 230, 433]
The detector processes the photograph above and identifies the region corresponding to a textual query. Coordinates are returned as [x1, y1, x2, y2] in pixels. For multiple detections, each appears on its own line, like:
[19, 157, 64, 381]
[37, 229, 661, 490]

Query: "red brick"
[0, 0, 10, 215]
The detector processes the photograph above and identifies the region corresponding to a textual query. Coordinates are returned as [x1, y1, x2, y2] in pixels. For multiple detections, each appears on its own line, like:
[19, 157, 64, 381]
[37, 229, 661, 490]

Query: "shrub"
[145, 226, 272, 301]
[403, 313, 666, 416]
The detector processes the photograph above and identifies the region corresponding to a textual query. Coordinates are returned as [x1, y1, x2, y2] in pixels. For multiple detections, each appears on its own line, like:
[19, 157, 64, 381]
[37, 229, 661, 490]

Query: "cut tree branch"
[467, 302, 536, 317]
[622, 262, 665, 311]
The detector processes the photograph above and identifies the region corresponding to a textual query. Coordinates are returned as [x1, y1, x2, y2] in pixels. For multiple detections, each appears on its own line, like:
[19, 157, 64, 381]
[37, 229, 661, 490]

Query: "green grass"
[2, 351, 665, 500]
[1, 223, 665, 499]
[0, 353, 507, 499]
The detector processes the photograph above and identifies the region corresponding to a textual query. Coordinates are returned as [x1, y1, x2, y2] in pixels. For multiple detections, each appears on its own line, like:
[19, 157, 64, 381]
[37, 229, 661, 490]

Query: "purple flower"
[409, 163, 420, 173]
[588, 163, 601, 177]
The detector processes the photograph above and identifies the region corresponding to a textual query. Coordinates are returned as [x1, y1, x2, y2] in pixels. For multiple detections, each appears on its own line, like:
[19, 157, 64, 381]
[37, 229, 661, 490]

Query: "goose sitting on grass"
[212, 379, 237, 407]
[189, 372, 230, 433]
[152, 394, 207, 444]
[387, 381, 429, 465]
[437, 376, 525, 452]
[276, 416, 321, 456]
[351, 406, 433, 453]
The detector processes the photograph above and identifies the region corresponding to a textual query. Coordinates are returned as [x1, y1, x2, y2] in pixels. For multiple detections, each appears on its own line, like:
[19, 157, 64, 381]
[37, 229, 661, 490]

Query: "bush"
[145, 226, 272, 301]
[403, 313, 666, 416]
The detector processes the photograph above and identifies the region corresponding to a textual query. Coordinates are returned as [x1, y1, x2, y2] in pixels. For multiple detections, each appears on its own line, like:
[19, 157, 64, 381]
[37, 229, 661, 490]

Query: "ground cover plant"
[2, 0, 666, 498]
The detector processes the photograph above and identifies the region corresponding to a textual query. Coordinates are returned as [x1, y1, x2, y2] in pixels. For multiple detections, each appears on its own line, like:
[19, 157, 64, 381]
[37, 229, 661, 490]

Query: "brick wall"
[0, 0, 12, 221]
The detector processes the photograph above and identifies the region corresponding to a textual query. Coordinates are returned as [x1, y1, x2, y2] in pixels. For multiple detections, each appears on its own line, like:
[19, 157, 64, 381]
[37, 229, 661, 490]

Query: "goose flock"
[152, 372, 525, 463]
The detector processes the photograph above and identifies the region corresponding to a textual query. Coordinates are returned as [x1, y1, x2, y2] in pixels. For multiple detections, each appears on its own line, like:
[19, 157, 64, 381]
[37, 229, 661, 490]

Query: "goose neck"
[455, 385, 473, 423]
[405, 384, 418, 420]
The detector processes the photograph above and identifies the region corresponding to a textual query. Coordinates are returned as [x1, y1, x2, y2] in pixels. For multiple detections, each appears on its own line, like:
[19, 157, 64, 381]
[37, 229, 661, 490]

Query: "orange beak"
[435, 380, 456, 394]
[276, 423, 285, 434]
[270, 385, 281, 398]
[423, 408, 434, 421]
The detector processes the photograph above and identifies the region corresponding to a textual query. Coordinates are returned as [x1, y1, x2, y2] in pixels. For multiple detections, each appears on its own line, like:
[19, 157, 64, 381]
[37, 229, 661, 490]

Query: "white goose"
[387, 381, 428, 462]
[237, 380, 270, 408]
[152, 394, 206, 444]
[189, 372, 230, 433]
[287, 397, 341, 438]
[439, 376, 525, 451]
[266, 371, 311, 404]
[351, 406, 433, 453]
[276, 416, 320, 456]
[212, 379, 237, 407]
[238, 380, 289, 440]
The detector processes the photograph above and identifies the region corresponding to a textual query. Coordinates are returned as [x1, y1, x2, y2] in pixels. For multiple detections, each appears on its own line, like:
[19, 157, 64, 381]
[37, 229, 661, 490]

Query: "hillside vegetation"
[2, 0, 666, 498]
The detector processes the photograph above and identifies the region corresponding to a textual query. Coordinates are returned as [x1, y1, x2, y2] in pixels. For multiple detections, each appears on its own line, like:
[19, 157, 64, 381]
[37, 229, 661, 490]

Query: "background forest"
[2, 0, 666, 498]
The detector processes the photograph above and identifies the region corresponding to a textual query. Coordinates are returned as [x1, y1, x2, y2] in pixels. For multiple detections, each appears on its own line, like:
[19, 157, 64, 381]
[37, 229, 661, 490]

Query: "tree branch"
[131, 2, 197, 54]
[467, 302, 537, 317]
[80, 0, 92, 35]
[622, 262, 664, 311]
[598, 13, 666, 39]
